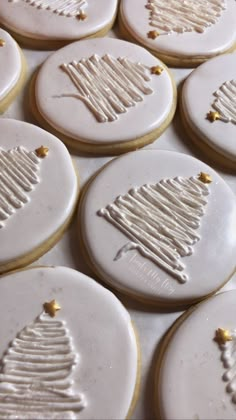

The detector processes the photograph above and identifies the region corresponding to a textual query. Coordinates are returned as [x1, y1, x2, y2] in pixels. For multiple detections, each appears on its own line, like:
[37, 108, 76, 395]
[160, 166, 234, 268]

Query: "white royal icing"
[0, 147, 41, 229]
[8, 0, 88, 18]
[0, 29, 21, 102]
[60, 54, 153, 123]
[0, 312, 85, 419]
[0, 266, 138, 419]
[98, 176, 210, 283]
[217, 329, 236, 403]
[146, 0, 226, 34]
[211, 79, 236, 123]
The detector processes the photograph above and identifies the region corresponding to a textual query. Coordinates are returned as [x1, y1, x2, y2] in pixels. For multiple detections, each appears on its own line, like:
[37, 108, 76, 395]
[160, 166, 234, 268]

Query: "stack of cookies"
[0, 0, 236, 418]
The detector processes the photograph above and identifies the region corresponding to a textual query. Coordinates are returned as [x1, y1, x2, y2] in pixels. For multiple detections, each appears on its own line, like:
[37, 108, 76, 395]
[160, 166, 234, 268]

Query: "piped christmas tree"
[0, 300, 85, 419]
[8, 0, 88, 19]
[98, 173, 212, 283]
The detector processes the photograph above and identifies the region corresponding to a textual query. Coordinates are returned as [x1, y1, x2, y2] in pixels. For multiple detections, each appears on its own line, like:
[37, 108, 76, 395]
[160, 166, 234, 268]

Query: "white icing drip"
[211, 80, 236, 124]
[146, 0, 226, 34]
[98, 176, 210, 283]
[0, 146, 42, 228]
[217, 329, 236, 403]
[60, 54, 153, 123]
[0, 312, 85, 419]
[8, 0, 88, 17]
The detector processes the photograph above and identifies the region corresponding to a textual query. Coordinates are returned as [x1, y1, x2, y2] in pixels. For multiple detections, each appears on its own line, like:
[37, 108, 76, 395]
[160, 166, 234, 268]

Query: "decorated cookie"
[156, 290, 236, 419]
[0, 28, 26, 113]
[79, 149, 236, 306]
[31, 38, 176, 155]
[181, 53, 236, 168]
[119, 0, 236, 67]
[0, 119, 79, 274]
[0, 266, 139, 419]
[0, 0, 118, 49]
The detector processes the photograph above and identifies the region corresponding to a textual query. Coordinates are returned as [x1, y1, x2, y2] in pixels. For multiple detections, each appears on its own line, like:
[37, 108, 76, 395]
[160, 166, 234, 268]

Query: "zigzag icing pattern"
[146, 0, 226, 34]
[0, 312, 85, 419]
[217, 329, 236, 403]
[0, 147, 41, 228]
[60, 54, 153, 123]
[98, 176, 210, 283]
[8, 0, 88, 17]
[212, 80, 236, 123]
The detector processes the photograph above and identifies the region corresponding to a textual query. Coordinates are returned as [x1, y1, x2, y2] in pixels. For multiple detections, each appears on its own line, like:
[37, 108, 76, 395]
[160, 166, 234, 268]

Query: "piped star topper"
[35, 146, 49, 158]
[215, 328, 233, 344]
[43, 299, 61, 317]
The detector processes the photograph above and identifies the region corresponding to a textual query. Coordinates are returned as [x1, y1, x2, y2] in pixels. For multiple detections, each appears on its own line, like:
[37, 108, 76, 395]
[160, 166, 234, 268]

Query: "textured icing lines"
[8, 0, 88, 19]
[0, 146, 46, 228]
[98, 175, 211, 283]
[0, 302, 85, 418]
[60, 54, 155, 123]
[146, 0, 226, 35]
[215, 328, 236, 404]
[207, 80, 236, 124]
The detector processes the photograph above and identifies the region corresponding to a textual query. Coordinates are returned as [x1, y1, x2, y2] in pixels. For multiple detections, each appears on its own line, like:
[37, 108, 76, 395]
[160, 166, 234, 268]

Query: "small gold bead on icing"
[147, 30, 159, 39]
[151, 65, 164, 75]
[78, 11, 87, 20]
[198, 172, 212, 184]
[43, 300, 61, 318]
[35, 146, 49, 158]
[0, 39, 5, 47]
[207, 110, 221, 122]
[215, 328, 232, 344]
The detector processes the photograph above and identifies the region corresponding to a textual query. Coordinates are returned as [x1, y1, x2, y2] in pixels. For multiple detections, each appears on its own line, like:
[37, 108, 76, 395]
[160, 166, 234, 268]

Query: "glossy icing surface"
[0, 28, 21, 101]
[120, 0, 236, 58]
[0, 119, 78, 266]
[0, 0, 117, 41]
[182, 53, 236, 162]
[35, 38, 174, 144]
[158, 291, 236, 419]
[80, 150, 236, 304]
[0, 266, 138, 419]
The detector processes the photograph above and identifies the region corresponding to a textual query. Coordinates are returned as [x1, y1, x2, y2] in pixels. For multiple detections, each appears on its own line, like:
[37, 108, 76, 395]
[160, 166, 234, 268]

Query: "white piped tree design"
[215, 328, 236, 404]
[209, 80, 236, 124]
[0, 305, 85, 419]
[8, 0, 88, 18]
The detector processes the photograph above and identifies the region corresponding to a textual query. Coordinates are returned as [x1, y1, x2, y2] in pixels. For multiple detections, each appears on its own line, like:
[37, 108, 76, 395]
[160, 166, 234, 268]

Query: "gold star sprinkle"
[198, 172, 212, 184]
[151, 65, 164, 75]
[215, 328, 232, 344]
[147, 30, 159, 40]
[78, 11, 87, 20]
[43, 300, 61, 318]
[35, 146, 49, 158]
[207, 110, 221, 122]
[0, 39, 5, 47]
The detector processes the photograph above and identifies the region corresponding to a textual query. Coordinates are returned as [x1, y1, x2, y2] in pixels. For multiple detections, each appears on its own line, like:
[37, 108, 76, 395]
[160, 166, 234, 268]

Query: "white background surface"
[2, 24, 236, 419]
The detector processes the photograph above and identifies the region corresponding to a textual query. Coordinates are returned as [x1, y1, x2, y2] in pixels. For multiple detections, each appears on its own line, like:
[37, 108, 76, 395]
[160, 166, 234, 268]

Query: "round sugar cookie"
[0, 0, 118, 49]
[0, 28, 26, 113]
[79, 149, 236, 307]
[181, 53, 236, 169]
[31, 38, 177, 155]
[156, 290, 236, 419]
[119, 0, 236, 67]
[0, 266, 139, 419]
[0, 119, 79, 274]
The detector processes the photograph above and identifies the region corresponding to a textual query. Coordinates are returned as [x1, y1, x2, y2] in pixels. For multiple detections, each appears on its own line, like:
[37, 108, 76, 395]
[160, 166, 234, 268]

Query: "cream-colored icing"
[120, 0, 236, 59]
[0, 147, 42, 228]
[0, 266, 138, 419]
[0, 0, 118, 41]
[98, 176, 210, 283]
[80, 149, 236, 304]
[9, 0, 88, 18]
[60, 54, 153, 123]
[182, 53, 236, 162]
[35, 38, 174, 144]
[0, 312, 85, 418]
[217, 329, 236, 403]
[0, 28, 22, 102]
[0, 119, 78, 269]
[158, 291, 236, 419]
[211, 79, 236, 123]
[146, 0, 226, 34]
